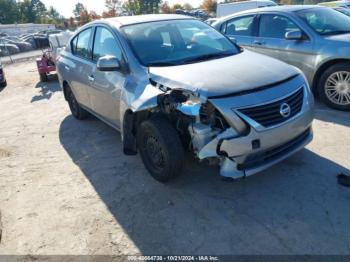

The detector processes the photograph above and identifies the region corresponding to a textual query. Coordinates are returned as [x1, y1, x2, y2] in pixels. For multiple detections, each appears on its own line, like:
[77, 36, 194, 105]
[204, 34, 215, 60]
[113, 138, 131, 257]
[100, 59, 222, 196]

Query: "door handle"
[88, 75, 95, 82]
[253, 40, 265, 45]
[65, 65, 70, 71]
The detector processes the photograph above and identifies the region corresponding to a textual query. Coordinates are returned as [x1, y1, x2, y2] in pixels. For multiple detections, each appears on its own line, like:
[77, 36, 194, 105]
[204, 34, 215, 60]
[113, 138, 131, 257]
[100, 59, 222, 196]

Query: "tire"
[318, 62, 350, 111]
[66, 86, 88, 120]
[137, 116, 185, 182]
[40, 73, 48, 82]
[0, 80, 6, 88]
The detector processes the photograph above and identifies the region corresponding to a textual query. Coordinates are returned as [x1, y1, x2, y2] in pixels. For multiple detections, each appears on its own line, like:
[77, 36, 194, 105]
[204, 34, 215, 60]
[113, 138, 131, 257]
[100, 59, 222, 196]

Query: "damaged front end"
[148, 73, 314, 180]
[152, 80, 251, 179]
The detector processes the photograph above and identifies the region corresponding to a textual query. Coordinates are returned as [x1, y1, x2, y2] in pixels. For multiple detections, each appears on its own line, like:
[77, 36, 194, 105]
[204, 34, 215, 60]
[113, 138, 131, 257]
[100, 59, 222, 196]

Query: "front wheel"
[318, 63, 350, 111]
[137, 116, 185, 182]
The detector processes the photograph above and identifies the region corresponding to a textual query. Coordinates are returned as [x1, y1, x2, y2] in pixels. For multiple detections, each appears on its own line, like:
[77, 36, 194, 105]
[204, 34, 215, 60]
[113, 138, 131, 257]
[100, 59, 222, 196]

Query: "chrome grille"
[238, 87, 304, 128]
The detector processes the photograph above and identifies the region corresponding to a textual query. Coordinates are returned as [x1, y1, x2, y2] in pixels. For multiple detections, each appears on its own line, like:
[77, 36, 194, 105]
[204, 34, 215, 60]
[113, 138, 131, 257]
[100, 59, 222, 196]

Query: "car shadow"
[314, 101, 350, 127]
[31, 75, 60, 103]
[59, 115, 350, 254]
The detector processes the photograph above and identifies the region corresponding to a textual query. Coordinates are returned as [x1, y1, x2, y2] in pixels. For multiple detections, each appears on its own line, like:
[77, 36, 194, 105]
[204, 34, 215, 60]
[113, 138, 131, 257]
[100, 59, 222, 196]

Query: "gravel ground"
[0, 61, 349, 255]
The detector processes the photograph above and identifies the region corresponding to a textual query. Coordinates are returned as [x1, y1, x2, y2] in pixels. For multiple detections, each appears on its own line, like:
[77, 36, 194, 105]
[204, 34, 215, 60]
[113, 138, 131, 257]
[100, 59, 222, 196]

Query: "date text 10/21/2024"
[127, 255, 220, 261]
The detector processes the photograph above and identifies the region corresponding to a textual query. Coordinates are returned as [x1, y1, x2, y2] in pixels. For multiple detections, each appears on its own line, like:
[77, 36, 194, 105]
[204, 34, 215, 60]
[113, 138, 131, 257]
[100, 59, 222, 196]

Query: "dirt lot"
[0, 60, 349, 255]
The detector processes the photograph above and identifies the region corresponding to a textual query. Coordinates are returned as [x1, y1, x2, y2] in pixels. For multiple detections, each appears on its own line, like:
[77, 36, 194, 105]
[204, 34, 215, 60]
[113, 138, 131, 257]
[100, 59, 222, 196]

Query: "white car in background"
[216, 0, 277, 17]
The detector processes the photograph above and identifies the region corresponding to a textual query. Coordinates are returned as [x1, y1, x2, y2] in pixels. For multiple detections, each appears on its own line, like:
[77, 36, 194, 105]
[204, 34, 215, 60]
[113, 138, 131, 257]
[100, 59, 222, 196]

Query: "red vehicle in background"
[36, 51, 56, 82]
[36, 31, 73, 82]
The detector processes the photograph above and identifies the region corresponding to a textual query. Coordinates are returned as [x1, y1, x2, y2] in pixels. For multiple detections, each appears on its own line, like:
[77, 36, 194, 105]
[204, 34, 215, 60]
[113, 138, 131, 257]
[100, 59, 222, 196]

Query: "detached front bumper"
[219, 126, 313, 178]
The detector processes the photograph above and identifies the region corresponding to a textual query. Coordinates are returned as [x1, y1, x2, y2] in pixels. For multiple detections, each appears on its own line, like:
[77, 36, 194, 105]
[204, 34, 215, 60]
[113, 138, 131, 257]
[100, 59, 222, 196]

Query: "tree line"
[0, 0, 218, 27]
[73, 0, 218, 26]
[0, 0, 330, 28]
[0, 0, 64, 27]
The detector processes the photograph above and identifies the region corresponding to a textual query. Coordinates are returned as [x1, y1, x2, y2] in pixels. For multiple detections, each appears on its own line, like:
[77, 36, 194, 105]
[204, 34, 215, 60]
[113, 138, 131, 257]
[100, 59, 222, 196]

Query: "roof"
[213, 5, 326, 25]
[102, 14, 193, 27]
[237, 5, 322, 14]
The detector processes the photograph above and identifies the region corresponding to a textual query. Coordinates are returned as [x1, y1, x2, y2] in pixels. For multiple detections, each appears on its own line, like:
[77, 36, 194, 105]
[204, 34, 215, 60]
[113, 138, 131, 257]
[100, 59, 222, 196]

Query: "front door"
[89, 26, 126, 128]
[68, 28, 94, 108]
[252, 14, 316, 81]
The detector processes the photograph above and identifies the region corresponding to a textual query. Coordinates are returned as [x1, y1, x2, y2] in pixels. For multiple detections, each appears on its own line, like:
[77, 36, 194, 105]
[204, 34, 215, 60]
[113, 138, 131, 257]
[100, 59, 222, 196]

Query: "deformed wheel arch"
[122, 109, 152, 155]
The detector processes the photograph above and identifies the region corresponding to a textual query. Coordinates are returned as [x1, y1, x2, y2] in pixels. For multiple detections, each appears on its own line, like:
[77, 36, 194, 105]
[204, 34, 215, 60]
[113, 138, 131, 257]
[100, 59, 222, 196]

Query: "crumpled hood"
[149, 50, 300, 98]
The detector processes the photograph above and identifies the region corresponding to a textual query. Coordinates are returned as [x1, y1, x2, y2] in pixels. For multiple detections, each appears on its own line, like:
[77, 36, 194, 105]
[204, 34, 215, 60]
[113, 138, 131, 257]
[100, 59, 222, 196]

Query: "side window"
[259, 14, 301, 39]
[74, 28, 92, 59]
[93, 27, 122, 61]
[225, 15, 255, 36]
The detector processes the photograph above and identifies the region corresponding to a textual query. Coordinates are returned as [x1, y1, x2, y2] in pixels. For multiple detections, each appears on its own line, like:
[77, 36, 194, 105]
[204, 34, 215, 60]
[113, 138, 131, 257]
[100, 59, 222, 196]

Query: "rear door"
[220, 14, 257, 48]
[252, 13, 316, 77]
[67, 28, 94, 108]
[88, 26, 127, 128]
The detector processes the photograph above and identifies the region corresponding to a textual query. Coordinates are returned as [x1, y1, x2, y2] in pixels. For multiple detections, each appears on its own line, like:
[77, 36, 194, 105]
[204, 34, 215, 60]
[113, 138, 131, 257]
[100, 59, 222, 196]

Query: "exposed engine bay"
[154, 84, 243, 179]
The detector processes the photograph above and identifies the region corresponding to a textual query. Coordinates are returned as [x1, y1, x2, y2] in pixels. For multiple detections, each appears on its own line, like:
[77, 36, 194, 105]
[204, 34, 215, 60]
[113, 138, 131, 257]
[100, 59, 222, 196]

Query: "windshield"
[121, 19, 239, 67]
[296, 8, 350, 35]
[337, 8, 350, 16]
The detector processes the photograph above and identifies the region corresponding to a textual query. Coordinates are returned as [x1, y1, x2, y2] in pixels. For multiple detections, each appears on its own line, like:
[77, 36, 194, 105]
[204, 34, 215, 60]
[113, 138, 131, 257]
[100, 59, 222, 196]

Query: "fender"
[119, 80, 164, 155]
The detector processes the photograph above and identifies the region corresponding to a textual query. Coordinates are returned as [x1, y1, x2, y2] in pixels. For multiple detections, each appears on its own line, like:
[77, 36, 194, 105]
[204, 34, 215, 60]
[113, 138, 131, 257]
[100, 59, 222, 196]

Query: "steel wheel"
[144, 135, 166, 172]
[325, 71, 350, 106]
[137, 116, 184, 182]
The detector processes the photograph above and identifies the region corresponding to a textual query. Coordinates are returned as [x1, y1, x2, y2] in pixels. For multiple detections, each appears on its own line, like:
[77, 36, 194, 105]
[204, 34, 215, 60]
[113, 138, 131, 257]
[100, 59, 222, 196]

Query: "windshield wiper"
[178, 52, 234, 65]
[147, 61, 178, 67]
[321, 30, 350, 36]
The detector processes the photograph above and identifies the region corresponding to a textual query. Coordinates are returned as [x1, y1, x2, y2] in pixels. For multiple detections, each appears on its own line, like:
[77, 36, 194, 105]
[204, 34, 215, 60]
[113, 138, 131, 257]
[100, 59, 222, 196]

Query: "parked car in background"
[21, 35, 37, 48]
[318, 0, 350, 8]
[175, 8, 210, 20]
[32, 34, 50, 49]
[213, 6, 350, 110]
[38, 29, 63, 37]
[205, 18, 218, 25]
[5, 36, 22, 42]
[0, 60, 6, 88]
[216, 0, 277, 17]
[334, 7, 350, 16]
[57, 15, 314, 182]
[0, 43, 20, 56]
[0, 38, 33, 52]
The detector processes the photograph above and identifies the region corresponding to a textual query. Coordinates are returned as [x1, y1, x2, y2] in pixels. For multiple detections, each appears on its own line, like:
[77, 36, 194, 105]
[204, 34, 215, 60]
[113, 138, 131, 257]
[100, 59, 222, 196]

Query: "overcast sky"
[41, 0, 204, 18]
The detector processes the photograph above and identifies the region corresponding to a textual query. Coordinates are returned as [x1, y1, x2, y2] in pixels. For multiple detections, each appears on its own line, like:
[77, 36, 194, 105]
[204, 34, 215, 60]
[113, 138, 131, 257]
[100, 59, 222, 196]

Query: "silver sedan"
[57, 15, 313, 182]
[214, 5, 350, 111]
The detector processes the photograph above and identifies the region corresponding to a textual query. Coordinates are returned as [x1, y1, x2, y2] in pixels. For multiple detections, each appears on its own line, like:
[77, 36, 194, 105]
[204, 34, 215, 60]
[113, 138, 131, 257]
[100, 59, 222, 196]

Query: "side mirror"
[97, 55, 121, 72]
[285, 30, 303, 40]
